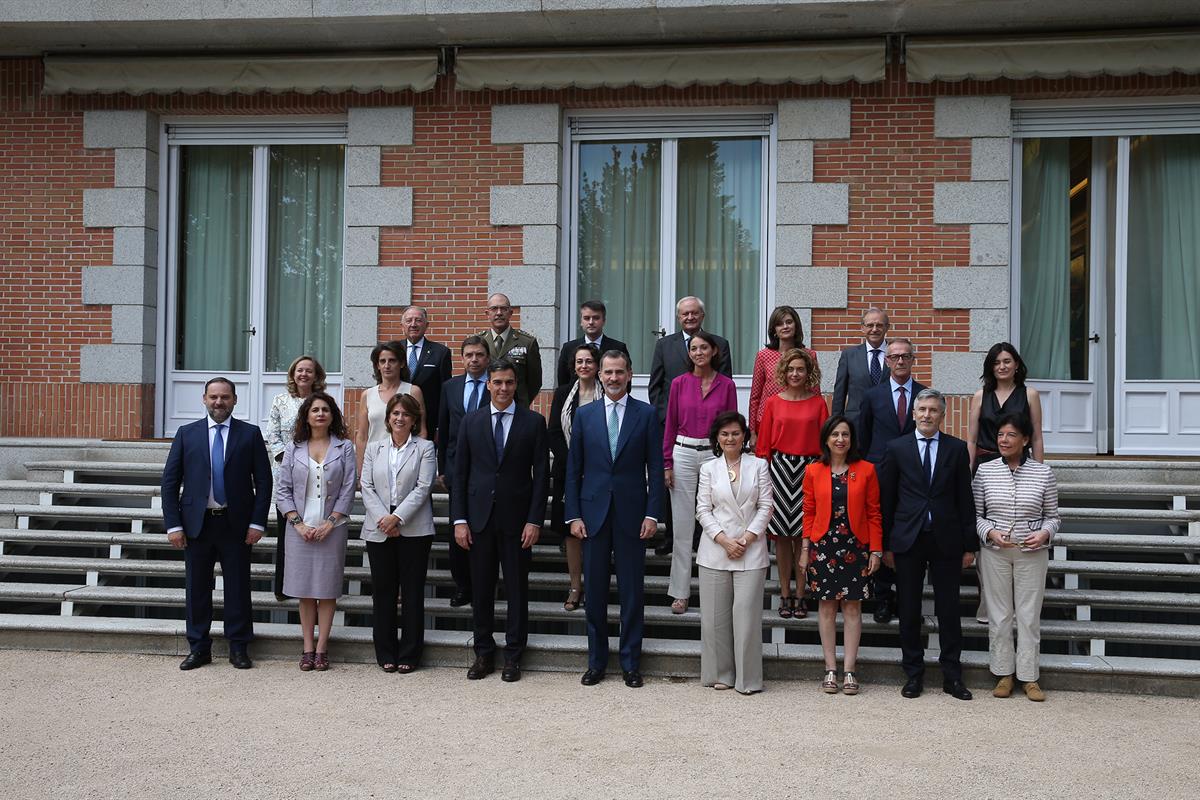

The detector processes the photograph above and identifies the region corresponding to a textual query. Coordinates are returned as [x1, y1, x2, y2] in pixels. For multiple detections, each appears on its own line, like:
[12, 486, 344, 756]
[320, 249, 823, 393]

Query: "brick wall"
[1, 56, 1198, 439]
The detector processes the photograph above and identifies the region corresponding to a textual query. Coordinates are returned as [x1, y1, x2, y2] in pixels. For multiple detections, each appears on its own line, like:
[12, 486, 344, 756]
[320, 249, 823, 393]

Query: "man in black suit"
[400, 305, 452, 442]
[437, 335, 491, 608]
[857, 337, 924, 623]
[832, 306, 890, 424]
[160, 377, 272, 671]
[555, 299, 630, 387]
[451, 358, 549, 683]
[879, 387, 978, 701]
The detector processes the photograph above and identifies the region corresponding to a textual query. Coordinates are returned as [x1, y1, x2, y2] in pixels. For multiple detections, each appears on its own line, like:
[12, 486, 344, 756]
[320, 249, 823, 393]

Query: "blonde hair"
[286, 355, 327, 397]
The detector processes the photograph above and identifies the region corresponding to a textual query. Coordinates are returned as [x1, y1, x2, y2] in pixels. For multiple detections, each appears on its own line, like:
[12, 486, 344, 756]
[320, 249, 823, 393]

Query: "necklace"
[725, 457, 739, 482]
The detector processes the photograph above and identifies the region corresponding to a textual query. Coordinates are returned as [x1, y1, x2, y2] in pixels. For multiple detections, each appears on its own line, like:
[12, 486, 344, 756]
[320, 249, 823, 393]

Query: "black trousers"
[872, 562, 896, 603]
[894, 529, 964, 682]
[448, 536, 472, 598]
[468, 521, 531, 664]
[184, 511, 253, 653]
[366, 535, 433, 666]
[273, 504, 287, 598]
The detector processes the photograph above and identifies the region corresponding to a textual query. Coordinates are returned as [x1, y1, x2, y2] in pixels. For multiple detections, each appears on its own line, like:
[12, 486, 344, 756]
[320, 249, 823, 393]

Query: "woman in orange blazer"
[800, 415, 883, 695]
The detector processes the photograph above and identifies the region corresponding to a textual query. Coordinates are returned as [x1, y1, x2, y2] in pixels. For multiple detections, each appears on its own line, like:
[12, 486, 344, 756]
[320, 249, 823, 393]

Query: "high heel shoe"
[563, 587, 583, 611]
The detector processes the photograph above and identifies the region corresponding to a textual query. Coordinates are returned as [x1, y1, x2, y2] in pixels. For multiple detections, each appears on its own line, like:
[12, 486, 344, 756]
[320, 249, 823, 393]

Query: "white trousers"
[668, 443, 715, 600]
[699, 566, 767, 693]
[978, 546, 1049, 682]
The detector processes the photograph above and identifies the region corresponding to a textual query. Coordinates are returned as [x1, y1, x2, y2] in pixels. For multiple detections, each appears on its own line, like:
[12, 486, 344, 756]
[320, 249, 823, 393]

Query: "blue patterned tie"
[467, 378, 482, 411]
[408, 344, 419, 379]
[607, 403, 620, 459]
[211, 424, 227, 506]
[870, 349, 882, 385]
[494, 411, 506, 462]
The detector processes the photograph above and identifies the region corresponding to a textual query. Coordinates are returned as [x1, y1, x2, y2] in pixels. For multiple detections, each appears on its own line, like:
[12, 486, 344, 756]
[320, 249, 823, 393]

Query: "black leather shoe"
[873, 598, 894, 625]
[501, 663, 522, 682]
[901, 676, 923, 698]
[449, 592, 472, 608]
[179, 651, 211, 671]
[581, 669, 606, 686]
[228, 650, 253, 670]
[467, 656, 495, 680]
[943, 680, 973, 701]
[622, 670, 644, 688]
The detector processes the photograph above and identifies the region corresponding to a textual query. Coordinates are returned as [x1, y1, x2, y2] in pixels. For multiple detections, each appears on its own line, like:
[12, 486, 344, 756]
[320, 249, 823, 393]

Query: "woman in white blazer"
[695, 411, 773, 694]
[359, 392, 438, 673]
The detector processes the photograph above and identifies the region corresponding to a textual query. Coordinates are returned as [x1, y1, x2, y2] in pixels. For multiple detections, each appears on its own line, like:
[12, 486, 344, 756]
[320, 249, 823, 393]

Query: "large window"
[570, 114, 770, 375]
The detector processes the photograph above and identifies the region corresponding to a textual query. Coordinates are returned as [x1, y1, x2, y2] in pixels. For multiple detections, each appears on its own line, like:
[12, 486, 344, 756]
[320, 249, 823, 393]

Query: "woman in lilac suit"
[276, 391, 357, 671]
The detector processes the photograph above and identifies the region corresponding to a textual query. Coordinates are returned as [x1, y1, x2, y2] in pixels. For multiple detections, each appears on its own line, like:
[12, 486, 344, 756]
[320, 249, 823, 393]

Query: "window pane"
[1126, 134, 1200, 380]
[176, 146, 253, 371]
[577, 141, 661, 373]
[676, 138, 761, 374]
[265, 144, 345, 373]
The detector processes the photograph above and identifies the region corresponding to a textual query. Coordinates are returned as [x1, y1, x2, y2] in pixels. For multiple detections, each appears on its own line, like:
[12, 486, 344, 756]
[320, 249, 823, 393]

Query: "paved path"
[1, 650, 1193, 799]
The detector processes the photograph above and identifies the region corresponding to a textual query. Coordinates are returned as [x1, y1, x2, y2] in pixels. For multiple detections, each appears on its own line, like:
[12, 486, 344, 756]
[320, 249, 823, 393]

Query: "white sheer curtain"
[265, 144, 344, 373]
[176, 146, 253, 371]
[1019, 138, 1073, 380]
[577, 141, 661, 374]
[1127, 134, 1200, 380]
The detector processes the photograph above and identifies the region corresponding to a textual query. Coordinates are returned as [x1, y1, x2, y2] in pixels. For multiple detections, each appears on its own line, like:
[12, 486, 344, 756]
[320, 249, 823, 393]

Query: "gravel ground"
[2, 649, 1194, 800]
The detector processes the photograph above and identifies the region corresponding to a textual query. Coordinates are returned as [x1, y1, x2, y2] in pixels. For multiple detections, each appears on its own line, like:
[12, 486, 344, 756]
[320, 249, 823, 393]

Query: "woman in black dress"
[968, 342, 1044, 471]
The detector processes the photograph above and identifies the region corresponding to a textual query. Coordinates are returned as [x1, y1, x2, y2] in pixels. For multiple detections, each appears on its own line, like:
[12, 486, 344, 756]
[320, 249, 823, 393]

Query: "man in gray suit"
[832, 306, 891, 424]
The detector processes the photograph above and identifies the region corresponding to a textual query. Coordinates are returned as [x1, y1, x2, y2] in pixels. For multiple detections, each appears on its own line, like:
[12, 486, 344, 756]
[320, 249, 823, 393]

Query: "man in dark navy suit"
[436, 335, 491, 608]
[400, 305, 453, 442]
[565, 350, 664, 688]
[879, 388, 978, 702]
[555, 300, 630, 387]
[161, 377, 272, 670]
[451, 358, 549, 683]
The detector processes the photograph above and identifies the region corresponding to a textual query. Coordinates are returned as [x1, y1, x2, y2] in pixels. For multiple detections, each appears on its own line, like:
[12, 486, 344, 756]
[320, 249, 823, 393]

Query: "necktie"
[467, 379, 482, 411]
[921, 437, 934, 485]
[211, 424, 227, 506]
[408, 344, 419, 378]
[607, 402, 620, 458]
[896, 385, 907, 430]
[493, 333, 504, 356]
[869, 349, 882, 385]
[494, 411, 506, 462]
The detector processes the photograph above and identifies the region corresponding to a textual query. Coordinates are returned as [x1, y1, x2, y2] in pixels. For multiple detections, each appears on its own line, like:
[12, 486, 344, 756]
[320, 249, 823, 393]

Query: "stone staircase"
[1, 439, 1199, 696]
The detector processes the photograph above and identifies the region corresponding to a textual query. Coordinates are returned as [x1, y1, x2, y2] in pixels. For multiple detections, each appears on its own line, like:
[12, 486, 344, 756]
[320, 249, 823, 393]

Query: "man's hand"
[167, 531, 186, 549]
[455, 523, 472, 550]
[639, 517, 657, 540]
[570, 520, 587, 540]
[882, 551, 895, 570]
[663, 469, 674, 490]
[521, 524, 540, 549]
[962, 551, 976, 570]
[245, 528, 263, 546]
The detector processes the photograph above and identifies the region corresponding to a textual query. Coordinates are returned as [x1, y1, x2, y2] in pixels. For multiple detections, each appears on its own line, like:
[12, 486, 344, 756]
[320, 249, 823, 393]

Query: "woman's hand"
[664, 469, 675, 490]
[379, 514, 401, 537]
[1024, 530, 1051, 549]
[311, 521, 334, 542]
[988, 529, 1016, 548]
[717, 533, 745, 560]
[799, 545, 811, 571]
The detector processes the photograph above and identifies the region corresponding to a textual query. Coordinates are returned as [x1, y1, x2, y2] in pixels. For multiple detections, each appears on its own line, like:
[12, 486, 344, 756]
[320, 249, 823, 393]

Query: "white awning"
[454, 41, 885, 90]
[907, 31, 1200, 83]
[43, 53, 440, 95]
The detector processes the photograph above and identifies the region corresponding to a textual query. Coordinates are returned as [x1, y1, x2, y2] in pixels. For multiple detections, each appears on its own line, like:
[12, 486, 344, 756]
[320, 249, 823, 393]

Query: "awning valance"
[907, 31, 1200, 83]
[42, 52, 440, 95]
[454, 41, 885, 90]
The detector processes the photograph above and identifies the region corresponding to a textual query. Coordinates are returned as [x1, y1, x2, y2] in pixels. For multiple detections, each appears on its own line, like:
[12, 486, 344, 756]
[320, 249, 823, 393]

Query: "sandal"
[671, 597, 689, 614]
[380, 663, 398, 673]
[314, 652, 329, 671]
[778, 596, 794, 619]
[791, 596, 808, 619]
[564, 588, 583, 612]
[843, 671, 860, 696]
[299, 651, 315, 671]
[822, 669, 839, 694]
[397, 663, 416, 674]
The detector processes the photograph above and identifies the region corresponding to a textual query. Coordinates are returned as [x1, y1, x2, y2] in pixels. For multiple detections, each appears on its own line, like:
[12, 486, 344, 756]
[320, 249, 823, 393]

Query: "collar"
[464, 371, 486, 382]
[890, 376, 914, 393]
[915, 430, 941, 443]
[866, 340, 885, 353]
[491, 327, 510, 341]
[207, 416, 228, 430]
[390, 434, 412, 450]
[604, 394, 627, 410]
[490, 402, 515, 416]
[408, 337, 426, 350]
[584, 334, 604, 346]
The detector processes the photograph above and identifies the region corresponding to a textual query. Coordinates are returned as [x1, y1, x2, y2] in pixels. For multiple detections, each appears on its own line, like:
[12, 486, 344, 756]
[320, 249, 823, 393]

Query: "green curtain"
[1126, 134, 1200, 380]
[265, 145, 345, 373]
[676, 138, 761, 375]
[176, 146, 252, 371]
[577, 141, 661, 373]
[1019, 138, 1072, 380]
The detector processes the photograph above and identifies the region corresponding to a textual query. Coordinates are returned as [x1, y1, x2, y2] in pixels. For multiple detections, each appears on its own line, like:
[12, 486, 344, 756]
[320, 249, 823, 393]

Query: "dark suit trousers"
[582, 507, 646, 673]
[448, 535, 472, 598]
[184, 512, 253, 653]
[469, 521, 531, 664]
[894, 529, 964, 682]
[366, 536, 433, 666]
[872, 563, 896, 603]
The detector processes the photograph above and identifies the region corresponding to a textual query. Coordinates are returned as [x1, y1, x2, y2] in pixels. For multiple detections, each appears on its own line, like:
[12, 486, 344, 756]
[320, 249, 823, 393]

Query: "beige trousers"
[699, 565, 767, 693]
[978, 546, 1049, 682]
[668, 443, 716, 600]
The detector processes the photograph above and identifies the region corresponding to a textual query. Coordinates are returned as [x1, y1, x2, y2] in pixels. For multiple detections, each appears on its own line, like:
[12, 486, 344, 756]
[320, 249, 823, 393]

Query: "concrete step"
[1054, 533, 1200, 552]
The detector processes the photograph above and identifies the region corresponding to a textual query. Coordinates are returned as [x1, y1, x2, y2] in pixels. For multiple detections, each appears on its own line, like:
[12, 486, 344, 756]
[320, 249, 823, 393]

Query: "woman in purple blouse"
[663, 330, 739, 613]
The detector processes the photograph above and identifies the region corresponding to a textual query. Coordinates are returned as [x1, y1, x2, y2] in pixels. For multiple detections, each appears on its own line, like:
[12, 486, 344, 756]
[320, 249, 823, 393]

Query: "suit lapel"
[612, 400, 638, 461]
[931, 434, 951, 490]
[498, 408, 519, 465]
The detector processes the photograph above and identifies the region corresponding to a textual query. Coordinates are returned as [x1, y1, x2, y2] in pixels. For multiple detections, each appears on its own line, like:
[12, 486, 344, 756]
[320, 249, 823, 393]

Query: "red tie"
[896, 385, 907, 430]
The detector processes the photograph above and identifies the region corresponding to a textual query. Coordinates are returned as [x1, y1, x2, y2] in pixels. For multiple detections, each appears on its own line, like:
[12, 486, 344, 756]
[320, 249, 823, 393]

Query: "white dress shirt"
[603, 393, 627, 433]
[388, 434, 413, 510]
[916, 429, 940, 481]
[890, 376, 915, 416]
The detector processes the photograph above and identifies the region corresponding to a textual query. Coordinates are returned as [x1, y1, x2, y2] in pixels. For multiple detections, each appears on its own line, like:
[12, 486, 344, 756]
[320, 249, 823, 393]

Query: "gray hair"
[402, 305, 428, 320]
[862, 306, 890, 326]
[888, 337, 915, 353]
[676, 296, 706, 313]
[914, 387, 946, 410]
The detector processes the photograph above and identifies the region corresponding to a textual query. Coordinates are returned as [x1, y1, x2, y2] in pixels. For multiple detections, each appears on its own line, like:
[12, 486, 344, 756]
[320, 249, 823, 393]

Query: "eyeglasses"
[885, 353, 914, 362]
[487, 305, 512, 312]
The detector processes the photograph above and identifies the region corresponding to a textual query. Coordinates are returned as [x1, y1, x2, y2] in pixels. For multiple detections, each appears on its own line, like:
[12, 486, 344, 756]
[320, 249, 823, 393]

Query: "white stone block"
[347, 107, 414, 146]
[80, 344, 155, 384]
[777, 183, 849, 226]
[491, 104, 560, 144]
[970, 308, 1011, 352]
[934, 96, 1011, 139]
[82, 266, 156, 306]
[488, 266, 557, 306]
[341, 346, 376, 388]
[778, 98, 852, 140]
[344, 226, 380, 267]
[523, 143, 560, 185]
[345, 146, 381, 186]
[933, 182, 1009, 225]
[932, 266, 1009, 309]
[775, 266, 848, 309]
[344, 266, 412, 308]
[490, 184, 559, 226]
[346, 186, 413, 227]
[969, 223, 1009, 266]
[83, 188, 156, 229]
[516, 305, 557, 351]
[83, 110, 157, 151]
[342, 306, 379, 348]
[111, 305, 156, 345]
[931, 351, 985, 395]
[775, 225, 813, 266]
[523, 225, 559, 266]
[112, 227, 157, 267]
[777, 140, 813, 182]
[817, 349, 840, 393]
[971, 137, 1012, 182]
[113, 148, 159, 188]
